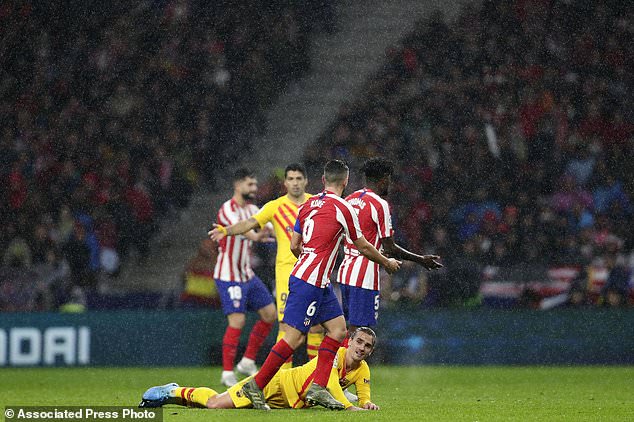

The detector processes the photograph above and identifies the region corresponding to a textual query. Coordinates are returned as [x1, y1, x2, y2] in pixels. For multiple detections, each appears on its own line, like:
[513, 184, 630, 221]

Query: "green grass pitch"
[2, 366, 633, 421]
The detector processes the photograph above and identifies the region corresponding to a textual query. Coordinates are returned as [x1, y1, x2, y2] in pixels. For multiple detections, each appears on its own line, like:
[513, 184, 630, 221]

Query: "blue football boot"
[138, 383, 179, 408]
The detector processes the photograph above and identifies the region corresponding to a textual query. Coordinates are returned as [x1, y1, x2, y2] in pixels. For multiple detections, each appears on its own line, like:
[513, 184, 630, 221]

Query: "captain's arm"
[352, 236, 391, 267]
[290, 231, 302, 258]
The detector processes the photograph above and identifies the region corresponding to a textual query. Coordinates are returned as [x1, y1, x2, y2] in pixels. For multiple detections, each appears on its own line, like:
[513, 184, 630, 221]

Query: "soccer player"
[139, 327, 380, 411]
[338, 158, 443, 332]
[240, 159, 400, 410]
[212, 168, 277, 387]
[209, 163, 324, 366]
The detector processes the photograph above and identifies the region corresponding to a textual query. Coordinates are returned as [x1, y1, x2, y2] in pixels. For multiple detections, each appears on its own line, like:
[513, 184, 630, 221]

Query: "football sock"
[171, 387, 218, 408]
[306, 332, 324, 360]
[313, 335, 341, 387]
[277, 330, 293, 369]
[254, 339, 294, 389]
[244, 320, 273, 360]
[222, 326, 242, 371]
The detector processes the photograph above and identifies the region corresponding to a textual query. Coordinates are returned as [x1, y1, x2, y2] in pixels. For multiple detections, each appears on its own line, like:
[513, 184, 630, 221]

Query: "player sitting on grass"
[138, 327, 380, 411]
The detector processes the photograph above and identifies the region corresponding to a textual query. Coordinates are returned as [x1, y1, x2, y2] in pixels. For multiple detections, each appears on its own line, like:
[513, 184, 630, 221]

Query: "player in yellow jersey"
[138, 327, 380, 411]
[209, 163, 324, 368]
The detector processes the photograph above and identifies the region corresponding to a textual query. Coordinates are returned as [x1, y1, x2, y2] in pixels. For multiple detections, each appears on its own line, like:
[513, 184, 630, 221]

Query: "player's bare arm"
[380, 237, 442, 270]
[352, 236, 401, 273]
[208, 218, 261, 242]
[290, 231, 302, 258]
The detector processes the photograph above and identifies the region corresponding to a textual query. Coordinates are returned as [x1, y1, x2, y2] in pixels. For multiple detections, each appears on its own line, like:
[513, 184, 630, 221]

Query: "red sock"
[254, 339, 294, 389]
[313, 335, 341, 387]
[222, 326, 241, 371]
[244, 320, 273, 360]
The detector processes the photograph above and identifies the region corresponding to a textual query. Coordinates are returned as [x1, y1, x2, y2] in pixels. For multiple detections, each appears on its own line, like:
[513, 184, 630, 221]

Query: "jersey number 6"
[306, 300, 317, 317]
[302, 210, 318, 242]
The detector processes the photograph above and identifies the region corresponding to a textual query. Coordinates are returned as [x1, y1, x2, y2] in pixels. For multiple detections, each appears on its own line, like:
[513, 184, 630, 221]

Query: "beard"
[242, 192, 256, 201]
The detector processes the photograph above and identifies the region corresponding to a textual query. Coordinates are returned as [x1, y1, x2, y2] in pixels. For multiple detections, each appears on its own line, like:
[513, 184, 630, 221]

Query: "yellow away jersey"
[252, 193, 312, 267]
[280, 347, 372, 409]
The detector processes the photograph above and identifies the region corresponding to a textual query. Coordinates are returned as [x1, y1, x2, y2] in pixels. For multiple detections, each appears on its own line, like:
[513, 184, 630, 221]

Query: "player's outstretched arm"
[380, 237, 442, 270]
[290, 231, 302, 258]
[208, 218, 261, 242]
[352, 236, 401, 273]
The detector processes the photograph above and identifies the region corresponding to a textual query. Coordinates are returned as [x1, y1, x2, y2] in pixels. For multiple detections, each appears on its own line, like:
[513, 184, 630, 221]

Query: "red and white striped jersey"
[291, 190, 363, 288]
[337, 188, 393, 291]
[213, 198, 259, 282]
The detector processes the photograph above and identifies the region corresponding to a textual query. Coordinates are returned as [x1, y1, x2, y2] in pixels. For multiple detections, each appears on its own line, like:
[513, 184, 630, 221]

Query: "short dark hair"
[285, 163, 307, 178]
[323, 159, 349, 184]
[233, 167, 255, 182]
[350, 326, 377, 348]
[362, 157, 393, 183]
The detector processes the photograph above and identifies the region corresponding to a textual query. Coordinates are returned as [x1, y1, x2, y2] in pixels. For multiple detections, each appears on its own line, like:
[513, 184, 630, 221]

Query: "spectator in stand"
[63, 223, 96, 289]
[1, 0, 323, 310]
[601, 254, 631, 307]
[306, 0, 632, 307]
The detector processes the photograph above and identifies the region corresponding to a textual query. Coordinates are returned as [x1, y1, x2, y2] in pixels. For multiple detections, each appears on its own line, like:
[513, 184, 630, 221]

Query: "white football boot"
[220, 370, 238, 387]
[236, 357, 258, 376]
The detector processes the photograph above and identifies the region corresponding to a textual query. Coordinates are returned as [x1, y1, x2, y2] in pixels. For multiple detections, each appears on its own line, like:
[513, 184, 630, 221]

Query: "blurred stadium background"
[1, 0, 633, 418]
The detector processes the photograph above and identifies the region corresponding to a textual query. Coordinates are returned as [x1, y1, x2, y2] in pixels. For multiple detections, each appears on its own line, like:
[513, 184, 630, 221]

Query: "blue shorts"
[215, 276, 274, 315]
[283, 276, 343, 334]
[340, 284, 379, 327]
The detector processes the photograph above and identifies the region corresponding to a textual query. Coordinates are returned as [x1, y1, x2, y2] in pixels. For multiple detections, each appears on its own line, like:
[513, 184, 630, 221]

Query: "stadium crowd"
[304, 0, 633, 307]
[0, 0, 329, 311]
[2, 0, 632, 312]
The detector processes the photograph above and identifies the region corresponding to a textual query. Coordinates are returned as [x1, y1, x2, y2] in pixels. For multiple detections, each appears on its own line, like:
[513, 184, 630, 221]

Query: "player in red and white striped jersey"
[337, 187, 392, 291]
[289, 190, 363, 287]
[338, 158, 443, 332]
[213, 197, 258, 282]
[240, 160, 401, 411]
[212, 168, 277, 388]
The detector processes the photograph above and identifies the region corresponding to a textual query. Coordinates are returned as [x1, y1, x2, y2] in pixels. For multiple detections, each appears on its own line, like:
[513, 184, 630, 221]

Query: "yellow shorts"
[227, 374, 287, 409]
[275, 264, 294, 322]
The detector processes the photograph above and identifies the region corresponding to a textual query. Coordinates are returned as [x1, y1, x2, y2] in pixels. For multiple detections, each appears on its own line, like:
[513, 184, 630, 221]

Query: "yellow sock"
[306, 332, 324, 360]
[172, 387, 218, 408]
[277, 330, 292, 369]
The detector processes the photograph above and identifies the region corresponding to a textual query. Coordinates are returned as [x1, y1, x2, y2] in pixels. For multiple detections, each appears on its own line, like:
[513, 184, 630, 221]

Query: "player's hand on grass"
[208, 224, 226, 242]
[420, 254, 443, 270]
[363, 402, 380, 410]
[385, 258, 402, 274]
[345, 406, 365, 411]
